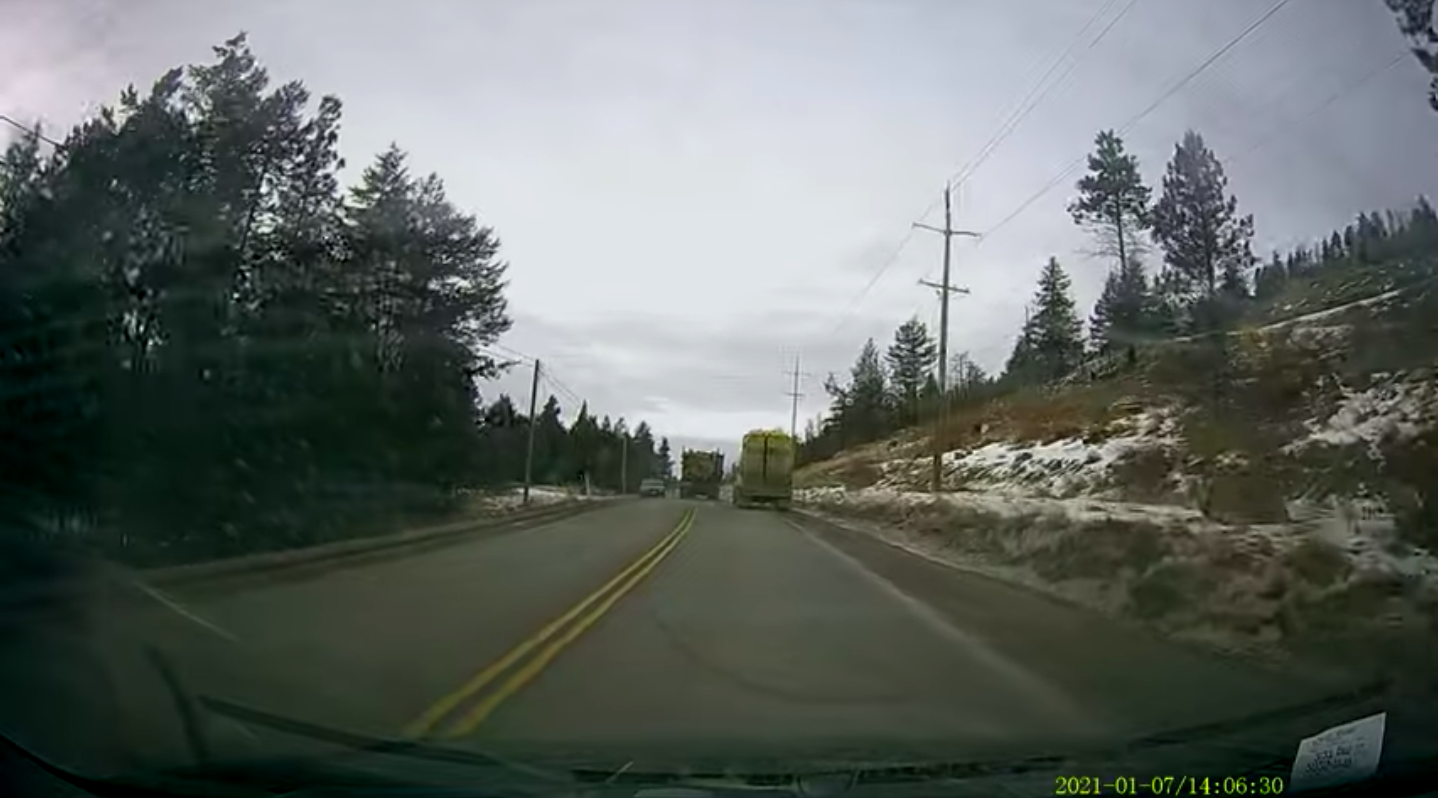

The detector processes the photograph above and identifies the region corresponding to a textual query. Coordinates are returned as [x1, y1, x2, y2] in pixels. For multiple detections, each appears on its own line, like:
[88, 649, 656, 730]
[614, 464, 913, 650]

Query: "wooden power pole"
[620, 432, 629, 494]
[522, 359, 541, 505]
[784, 354, 808, 441]
[913, 184, 978, 494]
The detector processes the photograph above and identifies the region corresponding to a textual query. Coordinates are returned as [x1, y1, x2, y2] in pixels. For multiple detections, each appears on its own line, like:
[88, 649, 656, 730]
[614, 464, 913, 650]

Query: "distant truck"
[679, 449, 724, 499]
[732, 429, 794, 510]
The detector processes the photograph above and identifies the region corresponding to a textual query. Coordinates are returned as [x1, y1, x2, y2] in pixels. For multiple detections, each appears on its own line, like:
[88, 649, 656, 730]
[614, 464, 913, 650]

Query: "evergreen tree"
[1410, 195, 1438, 251]
[1005, 258, 1083, 383]
[846, 338, 891, 444]
[1386, 0, 1437, 111]
[631, 421, 657, 481]
[822, 338, 891, 447]
[1326, 231, 1345, 265]
[1069, 130, 1152, 279]
[1254, 253, 1287, 300]
[534, 395, 567, 483]
[657, 437, 673, 479]
[1151, 130, 1255, 332]
[884, 316, 936, 428]
[0, 32, 672, 561]
[948, 351, 991, 404]
[1088, 256, 1152, 352]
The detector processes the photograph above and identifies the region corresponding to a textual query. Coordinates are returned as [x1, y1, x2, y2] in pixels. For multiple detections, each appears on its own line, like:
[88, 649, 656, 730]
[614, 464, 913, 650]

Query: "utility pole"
[783, 354, 809, 441]
[913, 183, 979, 494]
[522, 359, 541, 505]
[620, 432, 629, 495]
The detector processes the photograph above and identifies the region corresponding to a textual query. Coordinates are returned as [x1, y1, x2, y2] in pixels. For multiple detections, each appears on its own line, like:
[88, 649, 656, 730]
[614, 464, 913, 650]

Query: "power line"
[976, 0, 1297, 244]
[829, 228, 922, 335]
[487, 340, 538, 363]
[0, 114, 64, 149]
[948, 0, 1122, 187]
[1234, 51, 1407, 163]
[542, 369, 585, 408]
[828, 0, 1136, 336]
[948, 0, 1138, 189]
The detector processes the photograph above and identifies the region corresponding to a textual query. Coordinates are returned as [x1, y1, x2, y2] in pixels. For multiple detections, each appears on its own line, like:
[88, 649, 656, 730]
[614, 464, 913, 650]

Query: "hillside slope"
[795, 256, 1438, 681]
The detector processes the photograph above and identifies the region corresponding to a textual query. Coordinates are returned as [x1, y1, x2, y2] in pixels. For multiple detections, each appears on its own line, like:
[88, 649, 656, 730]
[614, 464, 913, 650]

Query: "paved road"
[0, 499, 1384, 782]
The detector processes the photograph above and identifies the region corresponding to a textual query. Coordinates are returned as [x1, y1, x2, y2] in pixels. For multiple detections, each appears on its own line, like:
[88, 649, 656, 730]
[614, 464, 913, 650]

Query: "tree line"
[472, 391, 672, 493]
[0, 35, 667, 566]
[801, 122, 1438, 467]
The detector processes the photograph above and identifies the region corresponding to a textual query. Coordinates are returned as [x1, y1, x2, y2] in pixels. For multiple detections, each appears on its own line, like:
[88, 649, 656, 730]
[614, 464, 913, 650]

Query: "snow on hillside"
[798, 484, 1210, 528]
[794, 278, 1438, 668]
[871, 407, 1184, 500]
[1257, 286, 1408, 333]
[1283, 372, 1436, 458]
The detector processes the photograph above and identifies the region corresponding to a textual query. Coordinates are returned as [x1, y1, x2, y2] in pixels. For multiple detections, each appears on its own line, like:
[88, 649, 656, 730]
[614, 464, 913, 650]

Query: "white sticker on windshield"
[1290, 711, 1386, 793]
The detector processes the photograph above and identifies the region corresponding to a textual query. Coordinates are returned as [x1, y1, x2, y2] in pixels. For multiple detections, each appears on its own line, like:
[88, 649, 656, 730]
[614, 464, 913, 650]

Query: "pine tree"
[1088, 256, 1152, 352]
[0, 32, 677, 562]
[1069, 130, 1152, 277]
[656, 437, 673, 479]
[1151, 130, 1255, 332]
[1006, 258, 1083, 383]
[630, 421, 657, 481]
[884, 316, 936, 428]
[948, 351, 991, 404]
[848, 338, 891, 443]
[534, 395, 567, 483]
[1410, 195, 1438, 252]
[823, 339, 891, 446]
[1254, 253, 1287, 300]
[1325, 231, 1345, 265]
[1386, 0, 1437, 112]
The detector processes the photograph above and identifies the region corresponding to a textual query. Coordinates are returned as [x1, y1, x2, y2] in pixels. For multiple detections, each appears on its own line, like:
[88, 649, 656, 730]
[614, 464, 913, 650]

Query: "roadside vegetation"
[0, 36, 669, 568]
[795, 2, 1438, 677]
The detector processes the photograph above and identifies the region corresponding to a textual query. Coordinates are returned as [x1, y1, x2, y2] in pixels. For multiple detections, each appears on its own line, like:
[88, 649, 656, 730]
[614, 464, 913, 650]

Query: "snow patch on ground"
[1260, 287, 1405, 332]
[1283, 374, 1436, 458]
[1287, 496, 1438, 581]
[467, 485, 586, 512]
[872, 407, 1184, 500]
[797, 485, 1438, 668]
[799, 484, 1208, 528]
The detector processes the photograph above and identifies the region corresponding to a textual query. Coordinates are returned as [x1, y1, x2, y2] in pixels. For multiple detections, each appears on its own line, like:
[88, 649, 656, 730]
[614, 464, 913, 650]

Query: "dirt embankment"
[797, 487, 1438, 686]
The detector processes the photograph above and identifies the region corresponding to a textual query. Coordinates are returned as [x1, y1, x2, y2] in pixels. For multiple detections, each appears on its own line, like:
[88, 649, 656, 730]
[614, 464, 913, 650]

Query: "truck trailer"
[732, 429, 794, 510]
[679, 449, 724, 499]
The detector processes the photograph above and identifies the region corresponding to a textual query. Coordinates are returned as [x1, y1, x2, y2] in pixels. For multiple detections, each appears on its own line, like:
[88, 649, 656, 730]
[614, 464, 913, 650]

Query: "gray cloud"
[6, 0, 1437, 448]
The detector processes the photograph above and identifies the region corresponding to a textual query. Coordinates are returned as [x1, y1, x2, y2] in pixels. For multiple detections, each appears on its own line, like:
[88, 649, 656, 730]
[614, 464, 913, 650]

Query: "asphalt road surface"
[0, 499, 1381, 782]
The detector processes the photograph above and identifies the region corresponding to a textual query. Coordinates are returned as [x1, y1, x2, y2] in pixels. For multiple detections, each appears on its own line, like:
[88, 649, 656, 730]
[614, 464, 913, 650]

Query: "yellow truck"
[679, 449, 724, 499]
[732, 429, 794, 510]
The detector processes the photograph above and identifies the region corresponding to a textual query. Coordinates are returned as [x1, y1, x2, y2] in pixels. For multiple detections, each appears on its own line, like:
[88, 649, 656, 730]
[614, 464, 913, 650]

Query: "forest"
[0, 36, 668, 566]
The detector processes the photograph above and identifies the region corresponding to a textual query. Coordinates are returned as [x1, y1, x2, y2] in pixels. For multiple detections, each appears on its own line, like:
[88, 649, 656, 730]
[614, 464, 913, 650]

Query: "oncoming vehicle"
[638, 477, 667, 497]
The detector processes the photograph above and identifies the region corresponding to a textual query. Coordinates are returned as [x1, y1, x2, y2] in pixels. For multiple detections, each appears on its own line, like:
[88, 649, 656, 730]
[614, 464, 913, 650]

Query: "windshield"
[3, 1, 1437, 796]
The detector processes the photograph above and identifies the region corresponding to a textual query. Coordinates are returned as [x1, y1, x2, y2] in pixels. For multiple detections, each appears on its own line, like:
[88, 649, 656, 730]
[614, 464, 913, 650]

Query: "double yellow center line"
[404, 508, 695, 740]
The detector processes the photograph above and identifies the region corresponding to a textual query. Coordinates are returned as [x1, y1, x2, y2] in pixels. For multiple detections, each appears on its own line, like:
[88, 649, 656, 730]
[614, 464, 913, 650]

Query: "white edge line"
[132, 581, 239, 642]
[781, 515, 1101, 732]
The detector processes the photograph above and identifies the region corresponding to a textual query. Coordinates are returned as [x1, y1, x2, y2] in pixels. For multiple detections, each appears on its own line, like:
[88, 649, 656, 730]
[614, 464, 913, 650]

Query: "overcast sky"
[4, 0, 1435, 460]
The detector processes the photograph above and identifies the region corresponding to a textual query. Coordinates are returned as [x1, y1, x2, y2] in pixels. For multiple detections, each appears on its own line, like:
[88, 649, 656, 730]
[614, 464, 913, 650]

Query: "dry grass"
[936, 379, 1144, 453]
[800, 488, 1438, 676]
